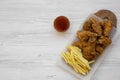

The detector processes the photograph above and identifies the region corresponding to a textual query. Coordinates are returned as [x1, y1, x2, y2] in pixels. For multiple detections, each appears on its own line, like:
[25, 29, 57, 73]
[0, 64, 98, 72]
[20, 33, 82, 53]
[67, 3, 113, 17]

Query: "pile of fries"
[62, 46, 93, 75]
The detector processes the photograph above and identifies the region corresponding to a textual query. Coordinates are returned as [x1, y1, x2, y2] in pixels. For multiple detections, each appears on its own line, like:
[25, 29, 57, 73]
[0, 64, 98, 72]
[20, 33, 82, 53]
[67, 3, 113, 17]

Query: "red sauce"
[54, 16, 70, 32]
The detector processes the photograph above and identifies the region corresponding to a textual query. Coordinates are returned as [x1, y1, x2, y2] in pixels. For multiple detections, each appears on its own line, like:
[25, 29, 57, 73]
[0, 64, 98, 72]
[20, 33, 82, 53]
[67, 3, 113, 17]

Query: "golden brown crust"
[101, 20, 113, 37]
[83, 17, 102, 35]
[83, 20, 92, 31]
[95, 9, 117, 27]
[82, 43, 96, 61]
[77, 31, 97, 42]
[98, 36, 112, 47]
[95, 45, 104, 55]
[72, 16, 113, 61]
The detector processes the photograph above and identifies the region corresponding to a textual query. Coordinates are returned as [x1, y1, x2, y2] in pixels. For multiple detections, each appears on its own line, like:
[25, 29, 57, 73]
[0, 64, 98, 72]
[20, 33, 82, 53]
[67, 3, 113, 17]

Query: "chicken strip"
[101, 20, 113, 37]
[83, 20, 93, 32]
[90, 17, 102, 35]
[82, 43, 97, 61]
[72, 40, 95, 49]
[95, 44, 104, 55]
[98, 36, 112, 47]
[77, 31, 98, 42]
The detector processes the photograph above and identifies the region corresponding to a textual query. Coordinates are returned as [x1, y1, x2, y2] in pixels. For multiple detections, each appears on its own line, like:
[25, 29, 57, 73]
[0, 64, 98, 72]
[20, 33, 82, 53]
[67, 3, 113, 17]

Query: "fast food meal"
[61, 9, 117, 75]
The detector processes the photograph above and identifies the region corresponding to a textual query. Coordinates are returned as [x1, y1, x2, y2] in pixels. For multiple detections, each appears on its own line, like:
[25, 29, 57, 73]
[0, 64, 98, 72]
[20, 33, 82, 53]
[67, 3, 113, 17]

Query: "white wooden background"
[0, 0, 120, 80]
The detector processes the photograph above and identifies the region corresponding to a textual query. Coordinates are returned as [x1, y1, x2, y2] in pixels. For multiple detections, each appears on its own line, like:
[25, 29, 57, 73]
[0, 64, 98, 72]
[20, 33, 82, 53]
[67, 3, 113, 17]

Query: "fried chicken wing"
[82, 43, 97, 61]
[92, 24, 102, 35]
[95, 44, 104, 55]
[83, 51, 97, 61]
[101, 20, 113, 37]
[72, 17, 113, 62]
[83, 20, 93, 31]
[90, 17, 102, 35]
[72, 41, 88, 49]
[90, 17, 99, 24]
[83, 17, 102, 35]
[77, 31, 98, 42]
[98, 36, 112, 47]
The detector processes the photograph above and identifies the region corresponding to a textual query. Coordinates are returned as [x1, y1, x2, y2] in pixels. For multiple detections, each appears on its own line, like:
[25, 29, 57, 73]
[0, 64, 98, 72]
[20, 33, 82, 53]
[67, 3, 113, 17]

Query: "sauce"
[54, 16, 70, 32]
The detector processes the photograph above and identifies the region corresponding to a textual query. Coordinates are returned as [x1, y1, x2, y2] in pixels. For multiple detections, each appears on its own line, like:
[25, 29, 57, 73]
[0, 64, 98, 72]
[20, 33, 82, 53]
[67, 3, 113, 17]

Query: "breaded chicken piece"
[101, 20, 113, 37]
[92, 24, 102, 35]
[83, 20, 93, 32]
[72, 17, 113, 61]
[72, 40, 105, 60]
[83, 51, 97, 61]
[90, 17, 99, 24]
[98, 36, 112, 47]
[95, 44, 104, 55]
[73, 40, 97, 61]
[82, 43, 97, 61]
[83, 17, 102, 35]
[77, 31, 98, 42]
[72, 41, 88, 49]
[90, 17, 102, 35]
[72, 41, 82, 48]
[72, 40, 95, 49]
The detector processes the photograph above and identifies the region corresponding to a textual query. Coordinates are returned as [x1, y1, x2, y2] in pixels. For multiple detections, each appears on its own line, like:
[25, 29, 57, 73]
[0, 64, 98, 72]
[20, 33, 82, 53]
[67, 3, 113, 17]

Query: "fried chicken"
[82, 42, 97, 61]
[72, 17, 113, 61]
[72, 41, 87, 49]
[91, 24, 102, 35]
[98, 36, 112, 47]
[83, 17, 102, 35]
[83, 51, 97, 61]
[90, 17, 102, 35]
[77, 31, 98, 42]
[95, 44, 104, 55]
[101, 20, 113, 37]
[83, 20, 93, 31]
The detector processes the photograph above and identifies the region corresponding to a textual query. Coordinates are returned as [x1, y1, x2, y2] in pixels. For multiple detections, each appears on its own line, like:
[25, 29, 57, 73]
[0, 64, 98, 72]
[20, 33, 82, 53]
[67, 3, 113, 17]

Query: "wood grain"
[0, 0, 120, 80]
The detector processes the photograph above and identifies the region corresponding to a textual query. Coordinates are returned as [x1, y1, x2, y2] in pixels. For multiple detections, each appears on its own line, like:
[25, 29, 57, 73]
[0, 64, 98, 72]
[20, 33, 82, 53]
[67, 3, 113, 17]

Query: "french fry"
[62, 46, 92, 75]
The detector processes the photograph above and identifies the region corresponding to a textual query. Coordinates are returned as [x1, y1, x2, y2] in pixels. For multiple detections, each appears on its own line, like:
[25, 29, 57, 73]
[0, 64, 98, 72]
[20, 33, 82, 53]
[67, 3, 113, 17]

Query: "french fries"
[61, 10, 116, 76]
[62, 46, 91, 75]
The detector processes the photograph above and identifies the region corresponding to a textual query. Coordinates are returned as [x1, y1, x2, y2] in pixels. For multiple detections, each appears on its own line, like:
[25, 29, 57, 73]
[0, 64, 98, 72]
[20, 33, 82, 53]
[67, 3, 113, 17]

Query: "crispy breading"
[77, 31, 98, 42]
[101, 20, 113, 37]
[83, 20, 93, 31]
[73, 40, 97, 61]
[83, 51, 97, 61]
[98, 36, 112, 47]
[92, 24, 102, 35]
[90, 17, 102, 35]
[72, 41, 83, 49]
[95, 44, 104, 55]
[72, 18, 113, 61]
[72, 41, 95, 49]
[82, 43, 97, 61]
[90, 17, 99, 24]
[83, 17, 102, 35]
